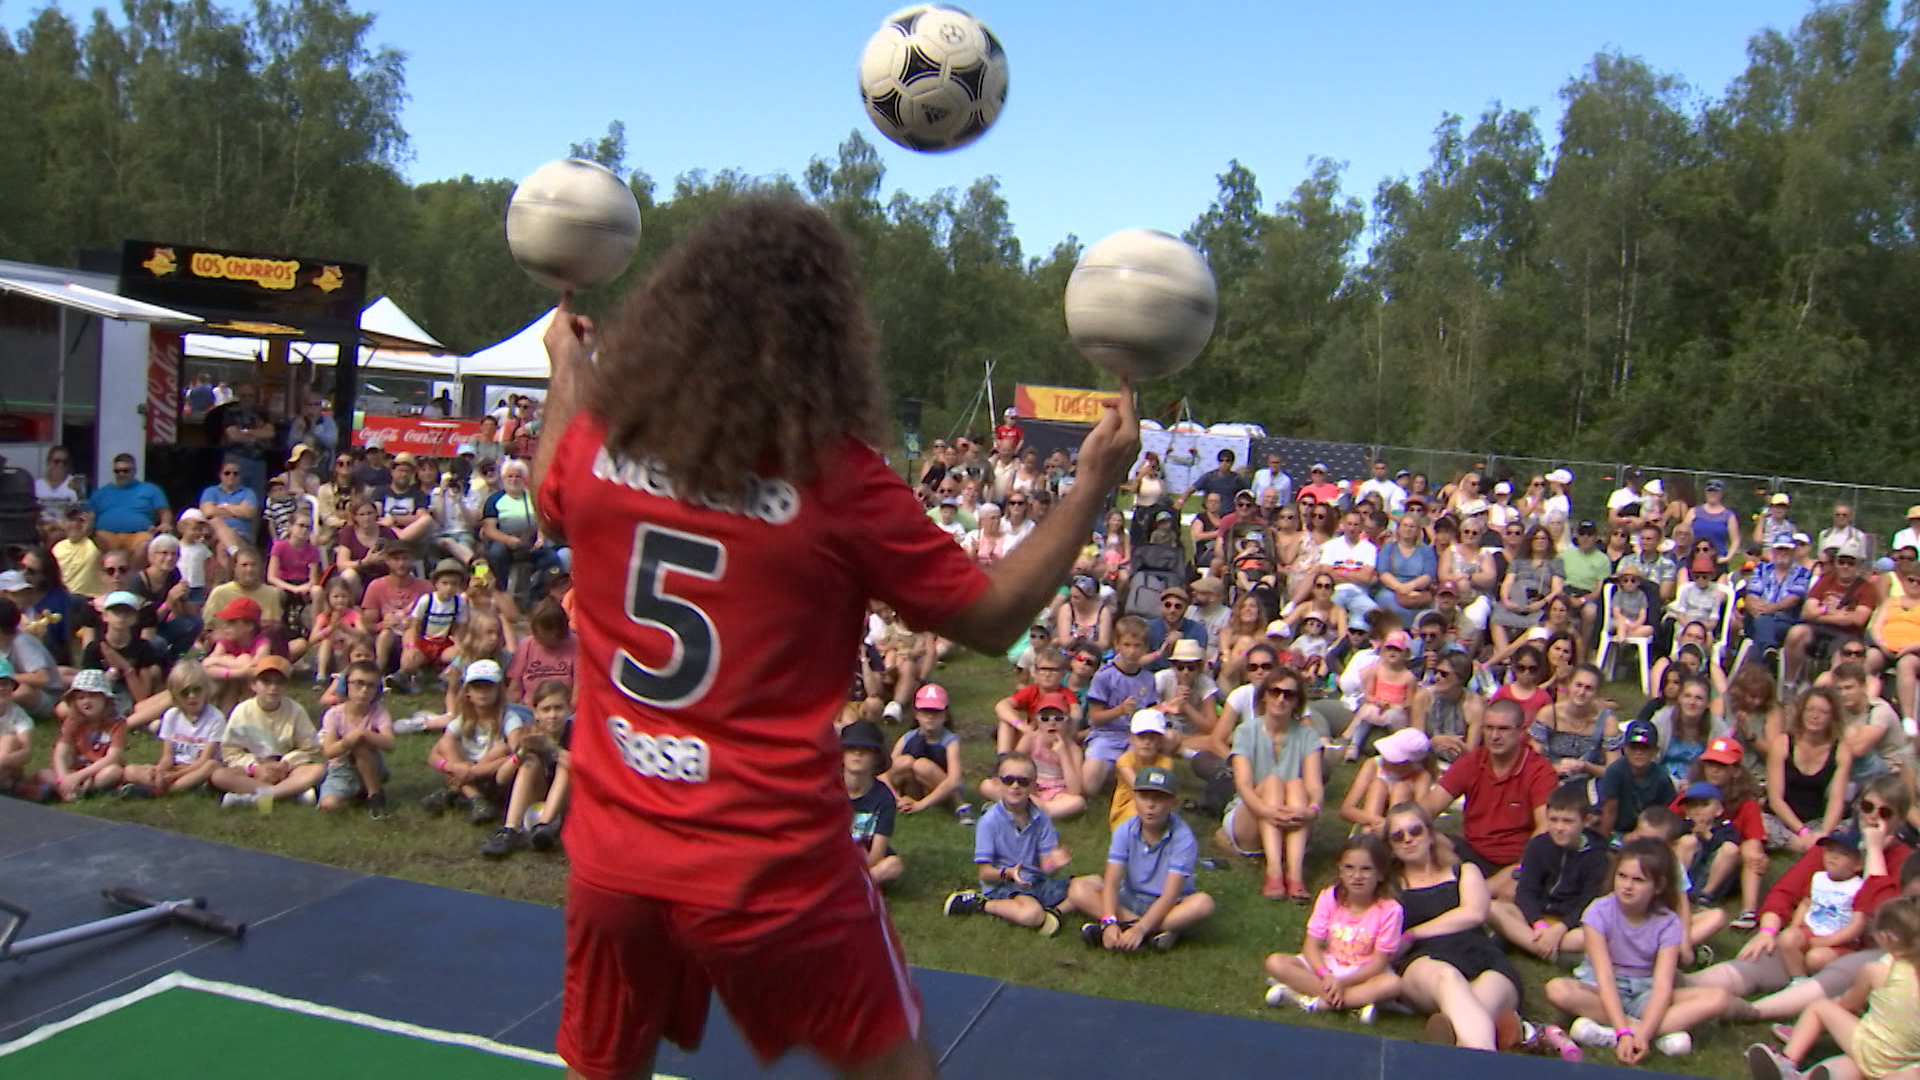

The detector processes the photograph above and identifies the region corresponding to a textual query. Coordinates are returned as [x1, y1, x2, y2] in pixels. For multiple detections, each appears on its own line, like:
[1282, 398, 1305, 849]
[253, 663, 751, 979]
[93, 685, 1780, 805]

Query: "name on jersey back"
[591, 447, 802, 526]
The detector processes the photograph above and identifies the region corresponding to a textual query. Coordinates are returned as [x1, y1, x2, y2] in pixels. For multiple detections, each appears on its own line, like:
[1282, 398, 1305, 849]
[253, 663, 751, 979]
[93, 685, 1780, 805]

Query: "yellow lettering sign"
[189, 252, 301, 291]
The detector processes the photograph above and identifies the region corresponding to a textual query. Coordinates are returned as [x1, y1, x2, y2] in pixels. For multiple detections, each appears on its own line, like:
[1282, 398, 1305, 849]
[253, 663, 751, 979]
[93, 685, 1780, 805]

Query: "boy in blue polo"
[945, 750, 1075, 936]
[1069, 765, 1216, 951]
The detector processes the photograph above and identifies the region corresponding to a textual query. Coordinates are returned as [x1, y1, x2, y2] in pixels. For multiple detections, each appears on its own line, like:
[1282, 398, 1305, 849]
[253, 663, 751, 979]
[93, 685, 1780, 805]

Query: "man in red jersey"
[533, 198, 1140, 1080]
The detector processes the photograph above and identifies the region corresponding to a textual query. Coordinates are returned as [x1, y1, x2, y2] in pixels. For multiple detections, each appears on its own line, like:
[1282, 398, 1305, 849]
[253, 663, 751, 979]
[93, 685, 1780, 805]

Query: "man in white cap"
[1893, 507, 1920, 556]
[1542, 469, 1574, 523]
[1746, 537, 1812, 656]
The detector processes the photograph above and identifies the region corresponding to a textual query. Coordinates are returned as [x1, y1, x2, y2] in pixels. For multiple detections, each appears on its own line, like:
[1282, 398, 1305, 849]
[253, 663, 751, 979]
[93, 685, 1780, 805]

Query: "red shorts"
[415, 636, 454, 663]
[557, 863, 922, 1079]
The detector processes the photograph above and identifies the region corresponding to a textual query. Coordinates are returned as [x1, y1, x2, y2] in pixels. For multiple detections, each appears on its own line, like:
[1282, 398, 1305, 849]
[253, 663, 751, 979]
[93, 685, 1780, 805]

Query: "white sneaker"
[1355, 1004, 1377, 1025]
[882, 701, 903, 722]
[393, 712, 432, 735]
[1568, 1017, 1617, 1048]
[1264, 982, 1312, 1010]
[220, 792, 255, 810]
[1655, 1032, 1693, 1056]
[297, 788, 317, 806]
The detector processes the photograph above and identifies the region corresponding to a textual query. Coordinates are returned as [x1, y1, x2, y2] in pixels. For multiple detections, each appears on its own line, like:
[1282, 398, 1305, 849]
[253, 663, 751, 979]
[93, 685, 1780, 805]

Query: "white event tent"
[457, 307, 554, 379]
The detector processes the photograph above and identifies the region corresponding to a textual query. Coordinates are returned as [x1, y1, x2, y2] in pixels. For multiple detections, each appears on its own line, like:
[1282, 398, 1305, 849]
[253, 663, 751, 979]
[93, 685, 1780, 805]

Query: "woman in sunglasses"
[1688, 776, 1918, 1022]
[1216, 667, 1323, 902]
[1382, 800, 1524, 1050]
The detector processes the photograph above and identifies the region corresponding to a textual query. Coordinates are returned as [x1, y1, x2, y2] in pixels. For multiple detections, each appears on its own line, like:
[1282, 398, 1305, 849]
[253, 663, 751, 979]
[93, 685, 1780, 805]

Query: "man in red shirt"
[1421, 697, 1558, 901]
[1782, 538, 1875, 685]
[359, 541, 429, 684]
[533, 199, 1140, 1080]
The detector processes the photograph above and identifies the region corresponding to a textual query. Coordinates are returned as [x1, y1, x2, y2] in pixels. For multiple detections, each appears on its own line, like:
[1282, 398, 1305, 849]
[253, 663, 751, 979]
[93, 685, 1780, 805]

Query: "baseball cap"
[1792, 532, 1812, 546]
[0, 570, 27, 592]
[215, 596, 262, 622]
[1129, 709, 1169, 735]
[66, 669, 112, 696]
[1770, 493, 1791, 506]
[1682, 781, 1725, 803]
[287, 444, 313, 464]
[1836, 539, 1866, 561]
[1705, 478, 1726, 492]
[1646, 478, 1664, 494]
[1132, 765, 1178, 795]
[1169, 639, 1206, 663]
[253, 655, 291, 679]
[1380, 630, 1412, 652]
[839, 719, 885, 751]
[1546, 468, 1574, 484]
[102, 591, 142, 611]
[178, 507, 208, 523]
[1492, 481, 1512, 495]
[939, 497, 959, 508]
[1700, 737, 1744, 765]
[1265, 619, 1291, 636]
[1071, 573, 1098, 594]
[1376, 727, 1431, 765]
[392, 452, 418, 466]
[454, 442, 477, 456]
[1821, 828, 1864, 853]
[1033, 691, 1075, 715]
[1310, 462, 1330, 473]
[913, 684, 948, 711]
[1770, 537, 1798, 550]
[464, 659, 503, 684]
[1576, 520, 1598, 534]
[1395, 468, 1411, 478]
[1622, 719, 1659, 747]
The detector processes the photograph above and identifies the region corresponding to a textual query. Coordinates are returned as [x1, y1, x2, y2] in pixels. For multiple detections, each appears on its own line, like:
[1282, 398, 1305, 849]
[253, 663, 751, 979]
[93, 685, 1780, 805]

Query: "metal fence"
[1369, 445, 1920, 552]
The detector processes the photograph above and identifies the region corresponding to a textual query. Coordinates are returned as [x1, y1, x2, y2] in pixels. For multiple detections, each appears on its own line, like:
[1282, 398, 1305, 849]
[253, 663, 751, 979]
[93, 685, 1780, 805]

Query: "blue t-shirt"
[87, 480, 169, 534]
[1086, 662, 1158, 739]
[1108, 812, 1199, 902]
[1144, 616, 1206, 672]
[199, 484, 259, 517]
[1376, 542, 1438, 588]
[974, 801, 1059, 879]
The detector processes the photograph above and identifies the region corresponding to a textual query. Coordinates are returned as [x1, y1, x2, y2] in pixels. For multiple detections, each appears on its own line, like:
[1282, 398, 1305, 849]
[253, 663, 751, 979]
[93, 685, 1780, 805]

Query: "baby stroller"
[1121, 505, 1189, 619]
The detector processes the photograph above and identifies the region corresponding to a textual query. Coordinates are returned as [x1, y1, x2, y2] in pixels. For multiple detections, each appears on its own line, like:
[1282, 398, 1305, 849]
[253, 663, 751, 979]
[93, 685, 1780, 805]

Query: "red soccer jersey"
[541, 414, 991, 912]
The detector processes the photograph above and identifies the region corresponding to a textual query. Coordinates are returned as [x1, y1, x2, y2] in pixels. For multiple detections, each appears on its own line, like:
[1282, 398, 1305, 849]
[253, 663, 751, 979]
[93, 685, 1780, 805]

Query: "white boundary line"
[0, 971, 690, 1076]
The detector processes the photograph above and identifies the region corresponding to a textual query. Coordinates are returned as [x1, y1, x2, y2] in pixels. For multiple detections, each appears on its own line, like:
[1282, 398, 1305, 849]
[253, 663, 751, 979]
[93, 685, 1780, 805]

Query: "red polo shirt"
[1437, 744, 1558, 866]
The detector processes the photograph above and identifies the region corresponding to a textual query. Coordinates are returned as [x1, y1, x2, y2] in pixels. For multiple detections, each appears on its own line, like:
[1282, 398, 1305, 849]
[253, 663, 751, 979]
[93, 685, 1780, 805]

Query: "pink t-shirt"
[506, 634, 578, 693]
[321, 702, 393, 742]
[269, 539, 322, 586]
[1307, 889, 1405, 969]
[363, 574, 430, 630]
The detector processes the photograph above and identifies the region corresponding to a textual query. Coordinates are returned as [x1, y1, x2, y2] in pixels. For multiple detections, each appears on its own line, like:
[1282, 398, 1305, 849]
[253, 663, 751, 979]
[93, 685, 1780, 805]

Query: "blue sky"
[15, 0, 1822, 252]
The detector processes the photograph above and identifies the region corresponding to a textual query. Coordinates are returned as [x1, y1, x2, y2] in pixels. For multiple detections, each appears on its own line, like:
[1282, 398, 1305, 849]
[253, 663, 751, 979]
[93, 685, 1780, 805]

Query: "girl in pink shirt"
[506, 600, 577, 703]
[1264, 833, 1405, 1022]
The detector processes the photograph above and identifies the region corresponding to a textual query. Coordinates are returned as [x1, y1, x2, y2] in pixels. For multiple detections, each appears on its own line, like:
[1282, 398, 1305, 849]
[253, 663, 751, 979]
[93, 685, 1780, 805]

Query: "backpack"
[1122, 539, 1188, 619]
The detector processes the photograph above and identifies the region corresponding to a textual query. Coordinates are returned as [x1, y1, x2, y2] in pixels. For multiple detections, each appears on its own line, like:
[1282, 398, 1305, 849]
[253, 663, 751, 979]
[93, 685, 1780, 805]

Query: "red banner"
[147, 328, 181, 443]
[351, 415, 486, 454]
[1013, 382, 1123, 424]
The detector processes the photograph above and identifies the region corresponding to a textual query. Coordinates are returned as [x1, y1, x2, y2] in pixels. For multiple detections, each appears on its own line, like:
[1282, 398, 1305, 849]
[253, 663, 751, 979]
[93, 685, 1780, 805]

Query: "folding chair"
[1595, 583, 1654, 695]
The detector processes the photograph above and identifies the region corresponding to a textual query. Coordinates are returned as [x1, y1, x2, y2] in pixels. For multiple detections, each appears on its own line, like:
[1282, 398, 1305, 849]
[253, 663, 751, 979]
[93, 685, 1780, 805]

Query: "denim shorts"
[319, 752, 388, 800]
[982, 873, 1069, 909]
[1575, 959, 1655, 1019]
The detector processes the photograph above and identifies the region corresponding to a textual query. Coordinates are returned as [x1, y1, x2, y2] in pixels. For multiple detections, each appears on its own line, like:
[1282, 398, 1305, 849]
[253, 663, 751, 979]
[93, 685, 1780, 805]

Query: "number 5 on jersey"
[615, 525, 726, 708]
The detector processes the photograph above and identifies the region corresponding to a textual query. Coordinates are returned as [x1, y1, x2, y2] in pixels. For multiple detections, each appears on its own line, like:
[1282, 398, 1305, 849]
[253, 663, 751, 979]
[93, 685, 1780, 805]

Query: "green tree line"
[6, 0, 1920, 485]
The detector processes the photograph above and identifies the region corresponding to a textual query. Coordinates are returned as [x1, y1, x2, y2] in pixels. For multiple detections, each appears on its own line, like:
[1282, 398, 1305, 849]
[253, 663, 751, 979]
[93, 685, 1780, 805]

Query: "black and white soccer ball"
[859, 4, 1008, 153]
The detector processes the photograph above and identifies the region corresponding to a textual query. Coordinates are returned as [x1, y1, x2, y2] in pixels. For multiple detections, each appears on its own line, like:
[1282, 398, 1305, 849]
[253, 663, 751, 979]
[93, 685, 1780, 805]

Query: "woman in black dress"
[1385, 801, 1524, 1050]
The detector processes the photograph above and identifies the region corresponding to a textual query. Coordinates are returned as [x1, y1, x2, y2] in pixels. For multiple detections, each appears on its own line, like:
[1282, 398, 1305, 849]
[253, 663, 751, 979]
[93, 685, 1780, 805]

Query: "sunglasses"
[1244, 661, 1274, 672]
[1841, 647, 1868, 658]
[1266, 685, 1301, 700]
[176, 684, 205, 696]
[113, 466, 134, 474]
[997, 774, 1034, 787]
[1389, 823, 1426, 844]
[1514, 663, 1539, 673]
[103, 566, 127, 575]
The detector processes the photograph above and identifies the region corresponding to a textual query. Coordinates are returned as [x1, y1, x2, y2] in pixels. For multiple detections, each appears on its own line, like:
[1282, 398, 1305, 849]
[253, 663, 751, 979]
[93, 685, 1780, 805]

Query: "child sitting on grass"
[1749, 896, 1920, 1080]
[202, 596, 273, 714]
[1069, 765, 1215, 953]
[1778, 829, 1870, 981]
[1599, 719, 1677, 840]
[980, 691, 1086, 822]
[505, 600, 576, 704]
[944, 751, 1075, 936]
[991, 644, 1074, 754]
[1264, 833, 1404, 1022]
[1339, 727, 1435, 835]
[395, 608, 512, 734]
[1107, 708, 1175, 828]
[1629, 806, 1729, 957]
[421, 658, 517, 825]
[1675, 738, 1768, 926]
[0, 660, 31, 795]
[1083, 616, 1159, 795]
[884, 683, 969, 823]
[121, 660, 224, 797]
[308, 576, 363, 687]
[1489, 785, 1611, 960]
[397, 559, 470, 690]
[840, 718, 902, 887]
[1547, 838, 1732, 1062]
[316, 630, 377, 710]
[317, 660, 395, 816]
[33, 670, 124, 801]
[484, 679, 575, 857]
[212, 657, 324, 809]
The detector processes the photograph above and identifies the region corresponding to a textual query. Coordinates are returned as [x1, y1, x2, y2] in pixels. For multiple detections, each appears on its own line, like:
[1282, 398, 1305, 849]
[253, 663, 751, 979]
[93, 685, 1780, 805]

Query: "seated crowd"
[0, 396, 581, 858]
[852, 430, 1920, 1074]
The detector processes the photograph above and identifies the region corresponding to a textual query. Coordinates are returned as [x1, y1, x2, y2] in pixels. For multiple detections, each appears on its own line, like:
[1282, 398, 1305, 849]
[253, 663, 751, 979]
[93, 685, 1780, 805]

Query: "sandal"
[1262, 875, 1289, 901]
[1288, 881, 1311, 904]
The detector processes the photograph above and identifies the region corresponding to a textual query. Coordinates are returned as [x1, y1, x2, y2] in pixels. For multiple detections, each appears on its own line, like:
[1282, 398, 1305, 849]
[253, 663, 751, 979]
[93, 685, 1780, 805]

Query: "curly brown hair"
[589, 196, 886, 503]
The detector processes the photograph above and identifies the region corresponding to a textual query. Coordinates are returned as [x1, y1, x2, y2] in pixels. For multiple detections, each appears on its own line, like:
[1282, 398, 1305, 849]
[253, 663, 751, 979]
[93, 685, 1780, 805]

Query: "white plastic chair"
[1595, 583, 1654, 695]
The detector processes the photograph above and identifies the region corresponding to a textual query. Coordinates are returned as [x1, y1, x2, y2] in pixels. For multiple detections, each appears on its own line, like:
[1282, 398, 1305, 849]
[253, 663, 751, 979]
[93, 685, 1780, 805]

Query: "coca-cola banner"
[350, 415, 485, 454]
[147, 327, 181, 444]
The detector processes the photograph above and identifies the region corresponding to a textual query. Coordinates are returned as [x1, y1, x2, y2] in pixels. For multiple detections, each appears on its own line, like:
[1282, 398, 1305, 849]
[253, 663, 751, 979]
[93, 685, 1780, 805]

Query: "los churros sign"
[118, 240, 367, 337]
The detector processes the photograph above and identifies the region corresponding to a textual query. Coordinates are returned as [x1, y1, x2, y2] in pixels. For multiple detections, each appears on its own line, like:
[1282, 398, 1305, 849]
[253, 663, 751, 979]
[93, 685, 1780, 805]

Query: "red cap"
[1033, 691, 1075, 714]
[215, 596, 262, 623]
[913, 684, 949, 711]
[1700, 736, 1744, 766]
